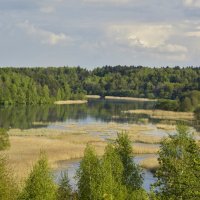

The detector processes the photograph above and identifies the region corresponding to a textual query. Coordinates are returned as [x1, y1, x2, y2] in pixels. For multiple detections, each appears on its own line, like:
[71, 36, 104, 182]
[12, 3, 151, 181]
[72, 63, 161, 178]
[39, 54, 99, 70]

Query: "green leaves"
[19, 152, 57, 200]
[76, 133, 144, 200]
[153, 124, 200, 200]
[76, 145, 101, 200]
[57, 171, 72, 200]
[0, 128, 10, 150]
[115, 132, 143, 191]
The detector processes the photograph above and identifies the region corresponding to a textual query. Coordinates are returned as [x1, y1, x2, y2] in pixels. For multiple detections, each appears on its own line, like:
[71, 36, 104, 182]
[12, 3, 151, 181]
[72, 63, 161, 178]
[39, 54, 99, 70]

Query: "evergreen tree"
[115, 132, 143, 191]
[153, 124, 200, 200]
[57, 171, 72, 200]
[19, 152, 56, 200]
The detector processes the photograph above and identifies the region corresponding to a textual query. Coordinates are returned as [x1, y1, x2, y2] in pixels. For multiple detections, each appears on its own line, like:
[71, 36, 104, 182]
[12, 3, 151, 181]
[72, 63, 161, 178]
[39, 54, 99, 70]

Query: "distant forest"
[0, 66, 200, 111]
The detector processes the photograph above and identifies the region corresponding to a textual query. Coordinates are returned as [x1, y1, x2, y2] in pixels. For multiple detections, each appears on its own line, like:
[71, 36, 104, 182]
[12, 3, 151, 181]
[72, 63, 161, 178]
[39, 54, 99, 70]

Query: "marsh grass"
[105, 96, 157, 102]
[129, 133, 163, 144]
[124, 109, 194, 120]
[54, 100, 88, 105]
[140, 157, 159, 173]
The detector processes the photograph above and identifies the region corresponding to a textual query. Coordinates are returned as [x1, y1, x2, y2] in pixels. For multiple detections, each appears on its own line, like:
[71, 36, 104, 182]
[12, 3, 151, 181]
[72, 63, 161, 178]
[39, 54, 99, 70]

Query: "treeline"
[1, 125, 200, 199]
[155, 90, 200, 112]
[0, 66, 199, 108]
[0, 67, 86, 105]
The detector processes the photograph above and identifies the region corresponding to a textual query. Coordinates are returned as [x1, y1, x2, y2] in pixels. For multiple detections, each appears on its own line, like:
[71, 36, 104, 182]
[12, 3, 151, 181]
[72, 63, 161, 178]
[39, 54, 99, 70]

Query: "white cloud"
[18, 21, 72, 45]
[183, 0, 200, 8]
[108, 24, 173, 48]
[107, 23, 188, 61]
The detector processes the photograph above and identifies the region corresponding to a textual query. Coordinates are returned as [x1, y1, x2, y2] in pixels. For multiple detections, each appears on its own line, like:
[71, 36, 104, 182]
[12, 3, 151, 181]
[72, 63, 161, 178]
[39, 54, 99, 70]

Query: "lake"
[0, 99, 199, 191]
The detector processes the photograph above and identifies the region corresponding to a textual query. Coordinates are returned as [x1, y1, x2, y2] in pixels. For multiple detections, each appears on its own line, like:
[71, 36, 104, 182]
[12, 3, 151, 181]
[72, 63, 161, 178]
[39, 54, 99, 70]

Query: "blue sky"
[1, 0, 200, 68]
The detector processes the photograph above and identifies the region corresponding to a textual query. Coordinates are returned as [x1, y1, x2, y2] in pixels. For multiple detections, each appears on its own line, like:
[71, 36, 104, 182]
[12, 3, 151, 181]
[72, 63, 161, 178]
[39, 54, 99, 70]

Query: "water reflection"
[0, 99, 198, 130]
[0, 100, 155, 129]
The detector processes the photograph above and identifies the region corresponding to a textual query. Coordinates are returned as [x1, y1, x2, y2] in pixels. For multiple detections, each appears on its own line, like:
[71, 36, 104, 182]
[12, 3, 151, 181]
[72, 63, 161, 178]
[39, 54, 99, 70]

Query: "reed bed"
[129, 133, 163, 144]
[54, 100, 88, 105]
[124, 109, 194, 120]
[105, 96, 157, 102]
[140, 156, 159, 173]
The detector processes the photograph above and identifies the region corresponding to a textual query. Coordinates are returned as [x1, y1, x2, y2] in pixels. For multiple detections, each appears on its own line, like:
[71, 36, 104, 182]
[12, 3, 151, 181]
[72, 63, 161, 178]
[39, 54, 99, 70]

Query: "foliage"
[0, 66, 200, 107]
[0, 156, 19, 200]
[115, 132, 143, 191]
[19, 152, 57, 200]
[76, 134, 144, 200]
[155, 99, 179, 111]
[127, 189, 149, 200]
[57, 171, 72, 200]
[0, 128, 10, 150]
[101, 144, 127, 199]
[76, 144, 101, 200]
[152, 124, 200, 200]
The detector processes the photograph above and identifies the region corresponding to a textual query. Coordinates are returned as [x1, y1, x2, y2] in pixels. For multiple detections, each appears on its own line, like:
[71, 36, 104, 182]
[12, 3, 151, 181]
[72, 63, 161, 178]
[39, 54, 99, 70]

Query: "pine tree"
[153, 124, 200, 200]
[115, 132, 143, 191]
[19, 152, 56, 200]
[57, 171, 72, 200]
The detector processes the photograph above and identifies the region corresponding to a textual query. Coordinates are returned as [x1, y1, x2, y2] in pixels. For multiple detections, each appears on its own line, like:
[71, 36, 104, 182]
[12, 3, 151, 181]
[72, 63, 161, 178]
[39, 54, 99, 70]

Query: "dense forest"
[0, 66, 200, 111]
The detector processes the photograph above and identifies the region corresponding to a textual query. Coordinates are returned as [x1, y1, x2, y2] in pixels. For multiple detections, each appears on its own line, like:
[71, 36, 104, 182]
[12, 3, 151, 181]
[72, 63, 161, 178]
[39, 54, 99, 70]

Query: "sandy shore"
[105, 96, 157, 102]
[54, 100, 88, 105]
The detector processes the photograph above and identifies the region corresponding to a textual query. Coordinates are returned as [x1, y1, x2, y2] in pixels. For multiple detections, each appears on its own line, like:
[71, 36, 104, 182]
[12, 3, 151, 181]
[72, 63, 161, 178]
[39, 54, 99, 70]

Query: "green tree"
[101, 144, 127, 200]
[115, 132, 143, 191]
[0, 156, 19, 200]
[128, 189, 149, 200]
[153, 124, 200, 200]
[19, 152, 56, 200]
[76, 145, 101, 200]
[0, 128, 10, 150]
[57, 171, 72, 200]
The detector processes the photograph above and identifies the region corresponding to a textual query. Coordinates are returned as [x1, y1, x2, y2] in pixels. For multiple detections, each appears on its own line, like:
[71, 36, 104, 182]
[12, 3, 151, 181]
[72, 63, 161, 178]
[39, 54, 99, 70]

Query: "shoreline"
[105, 96, 157, 102]
[54, 100, 88, 105]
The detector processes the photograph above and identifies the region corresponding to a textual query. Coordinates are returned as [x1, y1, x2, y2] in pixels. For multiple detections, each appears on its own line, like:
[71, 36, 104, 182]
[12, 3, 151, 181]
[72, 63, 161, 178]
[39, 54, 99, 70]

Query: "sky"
[1, 0, 200, 68]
